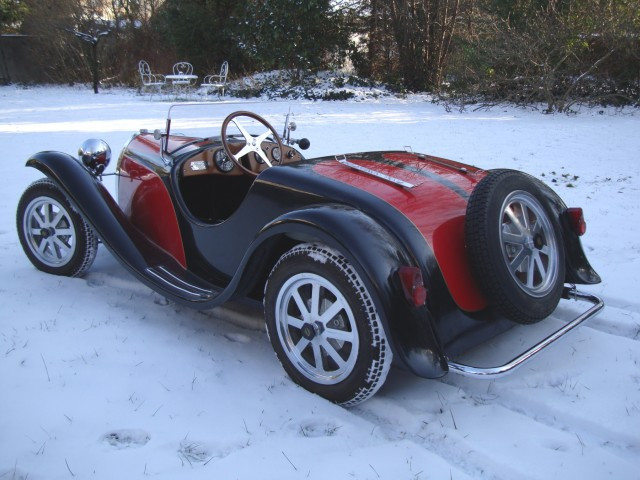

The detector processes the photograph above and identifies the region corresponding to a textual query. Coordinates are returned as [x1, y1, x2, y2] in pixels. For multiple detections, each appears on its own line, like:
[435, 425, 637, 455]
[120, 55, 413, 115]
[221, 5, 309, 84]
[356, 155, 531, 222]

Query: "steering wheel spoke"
[221, 111, 283, 177]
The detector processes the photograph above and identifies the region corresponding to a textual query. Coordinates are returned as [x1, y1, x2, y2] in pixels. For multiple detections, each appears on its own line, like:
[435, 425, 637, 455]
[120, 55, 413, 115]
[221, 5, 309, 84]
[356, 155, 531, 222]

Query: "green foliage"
[154, 0, 250, 74]
[0, 0, 28, 33]
[244, 0, 349, 74]
[155, 0, 349, 76]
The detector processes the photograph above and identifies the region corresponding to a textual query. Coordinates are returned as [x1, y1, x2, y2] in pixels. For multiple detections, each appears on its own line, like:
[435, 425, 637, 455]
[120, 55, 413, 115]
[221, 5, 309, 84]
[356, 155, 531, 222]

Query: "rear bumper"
[447, 286, 603, 377]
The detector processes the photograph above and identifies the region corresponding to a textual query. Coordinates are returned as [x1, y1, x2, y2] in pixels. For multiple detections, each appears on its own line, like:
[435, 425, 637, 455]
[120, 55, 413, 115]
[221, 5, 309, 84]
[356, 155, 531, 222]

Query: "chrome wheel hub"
[23, 196, 76, 267]
[499, 191, 559, 297]
[275, 273, 359, 385]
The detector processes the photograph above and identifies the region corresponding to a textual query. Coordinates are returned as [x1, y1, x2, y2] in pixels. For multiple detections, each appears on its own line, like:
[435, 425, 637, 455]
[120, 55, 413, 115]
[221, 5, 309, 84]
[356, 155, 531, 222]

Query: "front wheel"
[17, 178, 98, 277]
[264, 244, 392, 406]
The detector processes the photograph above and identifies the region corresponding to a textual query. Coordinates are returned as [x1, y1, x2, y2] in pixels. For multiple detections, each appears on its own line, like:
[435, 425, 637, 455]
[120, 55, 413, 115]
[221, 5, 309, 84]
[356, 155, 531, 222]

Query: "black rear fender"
[534, 178, 601, 285]
[239, 205, 448, 378]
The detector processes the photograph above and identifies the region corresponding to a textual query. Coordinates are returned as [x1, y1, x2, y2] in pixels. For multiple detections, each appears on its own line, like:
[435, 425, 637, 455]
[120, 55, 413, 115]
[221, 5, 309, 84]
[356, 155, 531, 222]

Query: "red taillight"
[398, 266, 427, 307]
[567, 207, 587, 236]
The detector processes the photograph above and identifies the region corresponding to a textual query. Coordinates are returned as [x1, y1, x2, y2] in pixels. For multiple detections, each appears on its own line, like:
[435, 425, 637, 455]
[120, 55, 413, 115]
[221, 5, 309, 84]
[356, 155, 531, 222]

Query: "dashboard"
[182, 141, 303, 177]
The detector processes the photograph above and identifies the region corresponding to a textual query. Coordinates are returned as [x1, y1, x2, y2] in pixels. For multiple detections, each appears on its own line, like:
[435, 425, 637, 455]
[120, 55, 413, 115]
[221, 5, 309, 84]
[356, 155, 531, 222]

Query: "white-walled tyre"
[17, 178, 98, 277]
[264, 244, 392, 406]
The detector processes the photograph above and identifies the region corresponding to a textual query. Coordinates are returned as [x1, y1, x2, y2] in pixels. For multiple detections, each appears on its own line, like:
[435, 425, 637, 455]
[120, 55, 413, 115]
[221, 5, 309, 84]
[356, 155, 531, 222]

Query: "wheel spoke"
[44, 204, 54, 224]
[53, 235, 71, 249]
[318, 298, 345, 325]
[311, 342, 324, 371]
[310, 282, 320, 318]
[526, 255, 536, 287]
[509, 248, 528, 274]
[533, 251, 547, 280]
[531, 219, 543, 236]
[55, 228, 73, 236]
[286, 314, 305, 330]
[292, 290, 310, 321]
[520, 202, 531, 231]
[502, 230, 525, 245]
[294, 337, 310, 356]
[320, 339, 346, 369]
[50, 210, 65, 228]
[504, 206, 527, 234]
[37, 238, 49, 255]
[32, 211, 45, 228]
[52, 237, 69, 259]
[324, 328, 354, 343]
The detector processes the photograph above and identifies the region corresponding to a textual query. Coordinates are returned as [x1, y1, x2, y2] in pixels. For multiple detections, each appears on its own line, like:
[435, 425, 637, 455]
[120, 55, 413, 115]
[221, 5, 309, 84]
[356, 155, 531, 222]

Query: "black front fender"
[25, 152, 202, 303]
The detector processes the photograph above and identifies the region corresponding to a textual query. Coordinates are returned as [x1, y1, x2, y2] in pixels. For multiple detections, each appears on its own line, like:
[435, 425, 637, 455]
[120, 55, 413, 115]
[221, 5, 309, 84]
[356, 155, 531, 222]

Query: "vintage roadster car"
[16, 106, 603, 405]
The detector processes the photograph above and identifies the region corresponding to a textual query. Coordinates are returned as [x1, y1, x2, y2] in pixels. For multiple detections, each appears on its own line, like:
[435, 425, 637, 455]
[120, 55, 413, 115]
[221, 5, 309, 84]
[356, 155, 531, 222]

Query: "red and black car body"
[18, 108, 603, 405]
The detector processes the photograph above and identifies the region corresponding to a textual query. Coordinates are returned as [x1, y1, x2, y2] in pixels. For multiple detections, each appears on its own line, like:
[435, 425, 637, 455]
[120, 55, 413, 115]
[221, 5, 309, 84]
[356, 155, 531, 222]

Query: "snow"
[0, 84, 639, 479]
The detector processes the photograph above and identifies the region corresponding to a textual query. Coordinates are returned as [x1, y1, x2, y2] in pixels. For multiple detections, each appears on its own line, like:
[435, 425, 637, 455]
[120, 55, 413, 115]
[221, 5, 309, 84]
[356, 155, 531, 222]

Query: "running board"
[447, 287, 604, 377]
[146, 265, 218, 302]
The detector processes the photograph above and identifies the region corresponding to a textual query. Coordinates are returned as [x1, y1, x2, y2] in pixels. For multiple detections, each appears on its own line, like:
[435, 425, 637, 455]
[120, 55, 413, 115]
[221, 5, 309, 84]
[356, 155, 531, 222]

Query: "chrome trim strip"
[447, 288, 604, 377]
[146, 267, 213, 300]
[156, 266, 214, 294]
[335, 155, 415, 189]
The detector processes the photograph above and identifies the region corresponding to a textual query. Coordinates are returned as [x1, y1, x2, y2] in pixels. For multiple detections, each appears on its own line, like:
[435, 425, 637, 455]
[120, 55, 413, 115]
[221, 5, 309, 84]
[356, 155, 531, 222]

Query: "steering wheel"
[221, 111, 284, 177]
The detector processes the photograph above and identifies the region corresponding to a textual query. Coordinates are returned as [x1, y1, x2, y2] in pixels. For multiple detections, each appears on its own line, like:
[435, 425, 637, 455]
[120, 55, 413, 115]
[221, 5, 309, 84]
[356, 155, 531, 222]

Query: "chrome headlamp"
[78, 139, 111, 175]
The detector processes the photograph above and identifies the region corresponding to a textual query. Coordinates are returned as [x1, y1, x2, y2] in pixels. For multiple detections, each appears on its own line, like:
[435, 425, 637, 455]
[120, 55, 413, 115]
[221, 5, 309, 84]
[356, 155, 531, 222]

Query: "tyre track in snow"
[582, 302, 640, 341]
[350, 306, 640, 480]
[88, 264, 640, 478]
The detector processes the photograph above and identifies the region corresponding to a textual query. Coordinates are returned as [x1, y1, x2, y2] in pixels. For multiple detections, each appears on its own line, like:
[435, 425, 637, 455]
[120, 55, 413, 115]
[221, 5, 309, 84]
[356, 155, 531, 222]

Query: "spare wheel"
[465, 169, 565, 324]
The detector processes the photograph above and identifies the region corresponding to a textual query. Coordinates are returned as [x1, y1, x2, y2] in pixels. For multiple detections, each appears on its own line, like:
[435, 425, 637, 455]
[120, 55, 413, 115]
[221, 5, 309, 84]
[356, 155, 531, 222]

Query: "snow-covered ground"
[0, 85, 639, 479]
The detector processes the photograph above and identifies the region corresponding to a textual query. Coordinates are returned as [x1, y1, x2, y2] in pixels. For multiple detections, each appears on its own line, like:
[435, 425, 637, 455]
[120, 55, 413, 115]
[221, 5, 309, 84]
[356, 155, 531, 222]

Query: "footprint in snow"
[298, 419, 343, 437]
[178, 440, 211, 464]
[86, 277, 104, 288]
[102, 429, 151, 449]
[224, 333, 251, 343]
[153, 294, 169, 306]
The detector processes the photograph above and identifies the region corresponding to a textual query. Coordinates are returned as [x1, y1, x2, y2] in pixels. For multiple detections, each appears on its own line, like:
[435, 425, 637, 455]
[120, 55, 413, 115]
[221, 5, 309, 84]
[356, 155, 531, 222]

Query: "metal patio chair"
[201, 61, 229, 97]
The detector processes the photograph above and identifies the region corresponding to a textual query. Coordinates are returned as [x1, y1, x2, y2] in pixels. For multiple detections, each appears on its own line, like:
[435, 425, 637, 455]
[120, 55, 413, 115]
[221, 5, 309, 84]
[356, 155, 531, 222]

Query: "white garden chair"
[138, 60, 166, 98]
[201, 61, 229, 97]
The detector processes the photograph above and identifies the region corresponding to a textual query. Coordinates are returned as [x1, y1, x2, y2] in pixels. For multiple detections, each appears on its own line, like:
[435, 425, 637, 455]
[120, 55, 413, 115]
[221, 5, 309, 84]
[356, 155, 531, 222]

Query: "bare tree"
[388, 0, 466, 91]
[446, 0, 640, 111]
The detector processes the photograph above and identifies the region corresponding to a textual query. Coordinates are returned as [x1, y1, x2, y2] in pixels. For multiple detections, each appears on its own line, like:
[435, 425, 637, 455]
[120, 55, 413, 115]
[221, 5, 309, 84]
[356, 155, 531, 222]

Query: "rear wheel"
[264, 244, 392, 405]
[17, 178, 98, 277]
[466, 170, 565, 323]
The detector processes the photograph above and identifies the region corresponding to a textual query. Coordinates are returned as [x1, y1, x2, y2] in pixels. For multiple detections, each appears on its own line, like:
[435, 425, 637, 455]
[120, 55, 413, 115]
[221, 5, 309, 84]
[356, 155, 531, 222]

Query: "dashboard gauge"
[253, 151, 265, 164]
[214, 149, 234, 172]
[272, 146, 281, 163]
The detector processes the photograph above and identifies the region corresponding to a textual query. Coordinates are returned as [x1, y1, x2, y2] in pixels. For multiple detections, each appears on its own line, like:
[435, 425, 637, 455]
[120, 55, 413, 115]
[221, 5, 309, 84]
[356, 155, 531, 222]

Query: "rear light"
[398, 266, 427, 307]
[567, 207, 587, 236]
